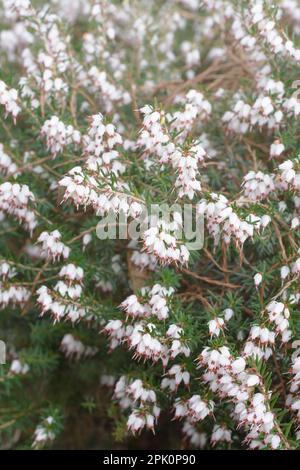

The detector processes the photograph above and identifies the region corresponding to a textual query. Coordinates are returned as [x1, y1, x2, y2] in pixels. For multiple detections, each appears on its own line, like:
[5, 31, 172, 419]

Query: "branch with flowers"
[1, 0, 300, 451]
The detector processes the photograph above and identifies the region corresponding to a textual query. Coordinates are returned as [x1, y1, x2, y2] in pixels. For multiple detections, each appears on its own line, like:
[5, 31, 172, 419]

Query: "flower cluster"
[120, 284, 174, 320]
[172, 143, 207, 200]
[242, 171, 275, 202]
[265, 301, 292, 343]
[9, 359, 30, 375]
[243, 325, 275, 360]
[83, 113, 124, 175]
[59, 166, 143, 218]
[113, 377, 160, 434]
[0, 80, 21, 122]
[137, 106, 170, 162]
[211, 425, 232, 446]
[171, 90, 212, 137]
[60, 333, 98, 360]
[36, 263, 87, 323]
[286, 354, 300, 430]
[198, 347, 282, 449]
[277, 160, 300, 190]
[41, 116, 81, 156]
[143, 214, 190, 265]
[130, 248, 157, 272]
[0, 143, 18, 176]
[0, 261, 30, 308]
[1, 0, 300, 452]
[174, 395, 215, 423]
[37, 230, 70, 262]
[248, 1, 300, 61]
[197, 193, 267, 247]
[222, 95, 283, 134]
[161, 364, 190, 392]
[104, 285, 190, 367]
[32, 417, 56, 449]
[0, 182, 36, 232]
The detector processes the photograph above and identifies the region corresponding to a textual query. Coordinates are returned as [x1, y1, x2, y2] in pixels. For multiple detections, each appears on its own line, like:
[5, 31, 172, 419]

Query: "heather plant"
[1, 0, 300, 450]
